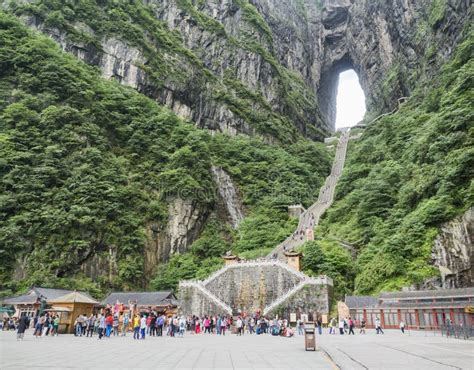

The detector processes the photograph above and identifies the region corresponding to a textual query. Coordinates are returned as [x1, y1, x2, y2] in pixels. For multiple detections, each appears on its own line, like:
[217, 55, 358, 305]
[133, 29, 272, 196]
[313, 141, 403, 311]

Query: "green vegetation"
[300, 240, 355, 300]
[0, 13, 331, 295]
[428, 0, 447, 28]
[315, 33, 474, 294]
[7, 0, 325, 143]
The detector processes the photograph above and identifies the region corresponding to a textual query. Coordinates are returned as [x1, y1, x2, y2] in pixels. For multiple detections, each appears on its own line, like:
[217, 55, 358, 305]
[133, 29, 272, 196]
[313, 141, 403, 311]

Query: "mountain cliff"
[0, 0, 472, 296]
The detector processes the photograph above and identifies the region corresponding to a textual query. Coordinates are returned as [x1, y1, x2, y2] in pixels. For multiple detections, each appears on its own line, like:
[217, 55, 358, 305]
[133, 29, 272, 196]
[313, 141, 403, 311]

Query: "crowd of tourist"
[7, 308, 405, 341]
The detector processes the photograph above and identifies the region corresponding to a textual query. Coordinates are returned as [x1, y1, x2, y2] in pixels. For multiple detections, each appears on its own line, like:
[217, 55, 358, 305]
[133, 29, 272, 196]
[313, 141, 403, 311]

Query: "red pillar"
[415, 309, 420, 328]
[432, 309, 439, 329]
[380, 309, 385, 328]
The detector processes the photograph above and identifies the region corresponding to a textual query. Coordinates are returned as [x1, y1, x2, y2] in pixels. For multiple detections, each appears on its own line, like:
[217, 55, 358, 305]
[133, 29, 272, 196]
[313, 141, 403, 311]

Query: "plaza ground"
[1, 329, 473, 369]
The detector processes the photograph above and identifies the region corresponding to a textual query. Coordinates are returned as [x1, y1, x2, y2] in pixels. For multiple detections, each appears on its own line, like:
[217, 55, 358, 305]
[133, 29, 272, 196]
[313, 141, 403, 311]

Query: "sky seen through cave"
[335, 69, 366, 129]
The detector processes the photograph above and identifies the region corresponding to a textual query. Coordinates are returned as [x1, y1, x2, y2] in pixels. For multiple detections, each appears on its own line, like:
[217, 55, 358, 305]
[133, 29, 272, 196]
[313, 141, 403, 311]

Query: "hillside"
[311, 33, 473, 296]
[0, 0, 472, 299]
[0, 13, 331, 295]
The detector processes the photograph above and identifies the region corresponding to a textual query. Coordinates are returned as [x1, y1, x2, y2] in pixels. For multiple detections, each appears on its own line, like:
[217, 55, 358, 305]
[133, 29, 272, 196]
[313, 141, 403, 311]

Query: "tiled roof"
[345, 296, 379, 308]
[3, 287, 93, 305]
[102, 291, 176, 306]
[379, 288, 474, 300]
[49, 292, 99, 304]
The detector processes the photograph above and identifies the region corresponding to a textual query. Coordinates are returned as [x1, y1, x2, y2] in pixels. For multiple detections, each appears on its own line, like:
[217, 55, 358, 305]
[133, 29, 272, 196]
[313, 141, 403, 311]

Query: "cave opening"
[335, 69, 366, 129]
[318, 56, 366, 132]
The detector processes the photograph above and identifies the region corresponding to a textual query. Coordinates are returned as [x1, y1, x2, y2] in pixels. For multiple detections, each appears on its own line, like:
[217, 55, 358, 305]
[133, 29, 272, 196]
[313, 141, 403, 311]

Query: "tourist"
[399, 320, 405, 334]
[52, 315, 59, 336]
[113, 314, 119, 336]
[329, 317, 336, 334]
[140, 314, 147, 339]
[317, 317, 322, 335]
[375, 317, 384, 334]
[359, 318, 366, 334]
[105, 313, 113, 337]
[121, 313, 129, 336]
[204, 316, 210, 334]
[98, 314, 106, 340]
[146, 314, 152, 335]
[86, 314, 96, 337]
[74, 315, 83, 337]
[133, 315, 140, 340]
[195, 317, 201, 334]
[236, 317, 243, 336]
[178, 316, 186, 337]
[348, 317, 355, 335]
[220, 316, 227, 336]
[248, 317, 254, 334]
[338, 318, 345, 335]
[150, 314, 156, 336]
[157, 314, 164, 336]
[42, 314, 51, 337]
[296, 319, 303, 335]
[16, 315, 29, 341]
[81, 315, 87, 336]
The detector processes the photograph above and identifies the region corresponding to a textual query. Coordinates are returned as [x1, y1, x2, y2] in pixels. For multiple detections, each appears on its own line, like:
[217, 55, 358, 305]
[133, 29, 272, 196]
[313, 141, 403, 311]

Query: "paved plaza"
[1, 329, 473, 369]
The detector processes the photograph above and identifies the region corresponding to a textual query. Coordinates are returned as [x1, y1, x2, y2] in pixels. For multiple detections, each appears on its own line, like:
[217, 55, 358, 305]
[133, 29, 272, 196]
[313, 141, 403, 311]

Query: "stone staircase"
[266, 131, 350, 260]
[179, 281, 233, 315]
[179, 133, 349, 316]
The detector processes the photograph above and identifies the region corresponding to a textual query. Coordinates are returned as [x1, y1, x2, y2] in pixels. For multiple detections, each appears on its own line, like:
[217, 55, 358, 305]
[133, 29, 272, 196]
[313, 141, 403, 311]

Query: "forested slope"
[0, 13, 331, 295]
[307, 33, 474, 297]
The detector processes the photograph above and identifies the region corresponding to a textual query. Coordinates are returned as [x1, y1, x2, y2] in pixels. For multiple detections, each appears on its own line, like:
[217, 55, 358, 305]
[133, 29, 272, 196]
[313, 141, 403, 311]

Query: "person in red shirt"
[105, 313, 113, 337]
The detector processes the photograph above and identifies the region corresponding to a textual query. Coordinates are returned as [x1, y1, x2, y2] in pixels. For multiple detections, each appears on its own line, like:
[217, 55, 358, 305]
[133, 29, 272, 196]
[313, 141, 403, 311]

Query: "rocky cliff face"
[211, 166, 244, 228]
[4, 0, 471, 281]
[11, 0, 470, 133]
[432, 207, 473, 288]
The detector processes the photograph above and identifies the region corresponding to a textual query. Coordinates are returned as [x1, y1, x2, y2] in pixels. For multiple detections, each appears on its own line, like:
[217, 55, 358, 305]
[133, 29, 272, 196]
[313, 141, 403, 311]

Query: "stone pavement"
[1, 329, 473, 369]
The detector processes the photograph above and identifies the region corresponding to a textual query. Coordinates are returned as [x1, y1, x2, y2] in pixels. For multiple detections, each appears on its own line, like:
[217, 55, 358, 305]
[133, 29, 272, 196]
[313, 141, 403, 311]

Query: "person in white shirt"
[399, 320, 405, 334]
[140, 315, 147, 339]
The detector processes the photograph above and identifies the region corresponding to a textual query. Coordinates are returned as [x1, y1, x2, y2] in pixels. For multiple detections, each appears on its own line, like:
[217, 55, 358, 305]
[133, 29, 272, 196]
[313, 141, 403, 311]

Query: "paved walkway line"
[376, 343, 463, 370]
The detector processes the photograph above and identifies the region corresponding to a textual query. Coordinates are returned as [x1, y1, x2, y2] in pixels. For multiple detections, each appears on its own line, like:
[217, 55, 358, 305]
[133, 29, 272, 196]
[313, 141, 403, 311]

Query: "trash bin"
[304, 322, 316, 351]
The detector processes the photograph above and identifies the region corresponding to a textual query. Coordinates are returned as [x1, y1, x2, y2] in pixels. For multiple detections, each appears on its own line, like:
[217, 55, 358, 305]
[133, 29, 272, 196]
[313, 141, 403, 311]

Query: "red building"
[345, 288, 474, 330]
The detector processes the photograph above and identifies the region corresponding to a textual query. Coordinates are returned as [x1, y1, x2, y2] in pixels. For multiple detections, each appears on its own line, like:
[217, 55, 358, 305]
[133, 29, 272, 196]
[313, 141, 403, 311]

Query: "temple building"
[344, 287, 474, 329]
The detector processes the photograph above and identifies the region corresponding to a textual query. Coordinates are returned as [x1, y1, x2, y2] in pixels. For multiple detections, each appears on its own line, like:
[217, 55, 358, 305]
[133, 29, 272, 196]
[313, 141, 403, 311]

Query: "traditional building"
[345, 288, 474, 329]
[46, 291, 99, 333]
[3, 287, 97, 319]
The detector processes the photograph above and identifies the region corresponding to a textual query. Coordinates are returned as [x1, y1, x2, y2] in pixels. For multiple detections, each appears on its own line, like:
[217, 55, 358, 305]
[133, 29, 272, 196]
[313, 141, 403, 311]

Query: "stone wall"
[204, 264, 301, 312]
[179, 285, 227, 316]
[178, 262, 332, 317]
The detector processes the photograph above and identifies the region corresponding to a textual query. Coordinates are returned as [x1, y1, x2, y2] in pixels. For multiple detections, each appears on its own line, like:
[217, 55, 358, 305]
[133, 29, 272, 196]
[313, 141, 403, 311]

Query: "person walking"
[360, 318, 366, 334]
[375, 317, 384, 334]
[157, 315, 164, 336]
[112, 315, 119, 336]
[178, 316, 186, 337]
[220, 317, 227, 336]
[338, 318, 345, 335]
[133, 315, 140, 340]
[399, 320, 405, 334]
[348, 317, 355, 335]
[86, 314, 96, 337]
[98, 314, 106, 340]
[52, 315, 59, 336]
[236, 317, 243, 336]
[105, 313, 113, 337]
[121, 313, 129, 336]
[317, 318, 322, 335]
[16, 315, 29, 341]
[329, 317, 337, 334]
[140, 315, 147, 339]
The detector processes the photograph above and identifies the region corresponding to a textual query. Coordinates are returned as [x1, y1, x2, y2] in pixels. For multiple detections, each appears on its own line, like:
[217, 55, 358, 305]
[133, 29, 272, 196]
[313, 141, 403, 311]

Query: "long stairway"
[179, 133, 350, 315]
[266, 131, 350, 260]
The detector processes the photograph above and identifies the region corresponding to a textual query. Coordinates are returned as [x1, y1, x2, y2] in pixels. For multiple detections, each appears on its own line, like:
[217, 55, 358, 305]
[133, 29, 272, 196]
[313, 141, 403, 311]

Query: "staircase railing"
[179, 281, 233, 315]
